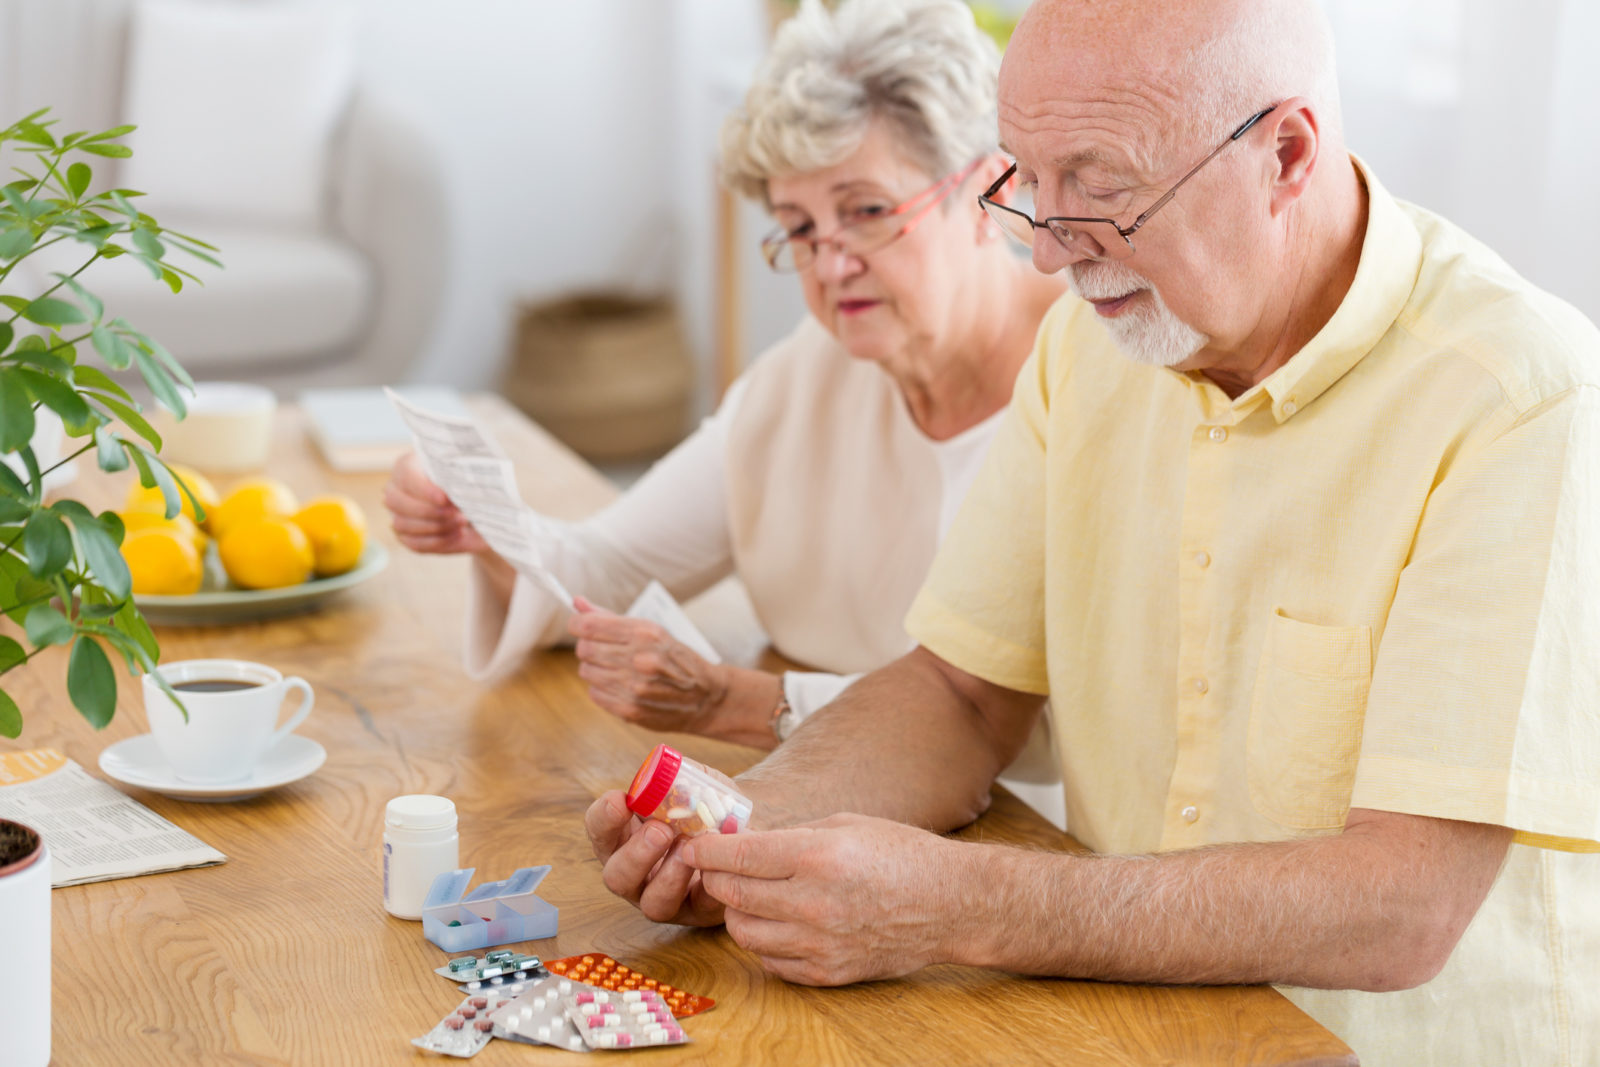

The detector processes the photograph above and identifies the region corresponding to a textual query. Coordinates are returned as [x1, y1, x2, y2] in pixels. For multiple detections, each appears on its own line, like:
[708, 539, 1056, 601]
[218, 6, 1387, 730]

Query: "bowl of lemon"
[120, 464, 389, 625]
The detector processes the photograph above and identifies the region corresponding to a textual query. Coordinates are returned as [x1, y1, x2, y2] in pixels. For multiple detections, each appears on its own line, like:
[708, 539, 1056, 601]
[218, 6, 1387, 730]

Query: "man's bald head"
[1004, 0, 1341, 159]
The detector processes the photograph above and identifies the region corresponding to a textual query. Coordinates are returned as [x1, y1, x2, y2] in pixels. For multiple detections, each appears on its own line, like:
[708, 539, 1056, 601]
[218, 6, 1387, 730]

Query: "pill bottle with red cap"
[625, 744, 753, 836]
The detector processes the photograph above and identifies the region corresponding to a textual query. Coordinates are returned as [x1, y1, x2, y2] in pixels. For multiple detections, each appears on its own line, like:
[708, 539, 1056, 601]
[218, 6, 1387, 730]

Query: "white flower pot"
[0, 821, 51, 1067]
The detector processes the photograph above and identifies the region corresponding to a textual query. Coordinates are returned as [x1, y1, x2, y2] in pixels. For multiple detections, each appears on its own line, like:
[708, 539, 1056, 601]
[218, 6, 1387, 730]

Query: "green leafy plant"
[0, 107, 218, 738]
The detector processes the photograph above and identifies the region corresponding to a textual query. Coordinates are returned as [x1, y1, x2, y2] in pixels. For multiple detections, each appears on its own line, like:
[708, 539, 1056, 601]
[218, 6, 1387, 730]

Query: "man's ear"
[1266, 96, 1320, 218]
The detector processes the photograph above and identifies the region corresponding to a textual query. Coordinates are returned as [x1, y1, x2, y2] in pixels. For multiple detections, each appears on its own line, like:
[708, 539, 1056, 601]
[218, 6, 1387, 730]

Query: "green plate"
[133, 541, 390, 626]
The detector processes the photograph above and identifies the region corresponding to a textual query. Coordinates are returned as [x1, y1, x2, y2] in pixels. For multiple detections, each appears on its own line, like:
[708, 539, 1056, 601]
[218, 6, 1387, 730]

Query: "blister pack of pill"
[544, 954, 716, 1018]
[487, 974, 597, 1053]
[562, 988, 690, 1049]
[454, 968, 546, 998]
[412, 995, 498, 1058]
[436, 949, 545, 984]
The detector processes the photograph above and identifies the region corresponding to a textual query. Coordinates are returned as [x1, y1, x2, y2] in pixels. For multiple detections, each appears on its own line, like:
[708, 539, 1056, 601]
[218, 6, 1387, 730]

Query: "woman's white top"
[465, 317, 1064, 826]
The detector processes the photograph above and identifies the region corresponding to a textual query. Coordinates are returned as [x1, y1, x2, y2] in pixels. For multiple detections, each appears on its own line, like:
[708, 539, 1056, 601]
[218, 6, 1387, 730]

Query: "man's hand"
[682, 813, 958, 986]
[583, 791, 727, 926]
[383, 452, 490, 555]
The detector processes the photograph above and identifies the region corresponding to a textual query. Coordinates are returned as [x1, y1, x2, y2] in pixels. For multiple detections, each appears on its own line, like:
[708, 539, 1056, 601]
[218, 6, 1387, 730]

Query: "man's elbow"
[1347, 903, 1473, 992]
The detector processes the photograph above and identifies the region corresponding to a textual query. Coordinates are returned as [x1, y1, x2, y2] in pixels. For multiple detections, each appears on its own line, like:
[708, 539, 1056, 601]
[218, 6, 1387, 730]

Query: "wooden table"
[4, 396, 1357, 1065]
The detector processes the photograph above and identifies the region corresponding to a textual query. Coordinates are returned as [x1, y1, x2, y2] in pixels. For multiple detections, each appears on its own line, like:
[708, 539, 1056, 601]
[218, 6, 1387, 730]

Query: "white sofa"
[0, 0, 447, 392]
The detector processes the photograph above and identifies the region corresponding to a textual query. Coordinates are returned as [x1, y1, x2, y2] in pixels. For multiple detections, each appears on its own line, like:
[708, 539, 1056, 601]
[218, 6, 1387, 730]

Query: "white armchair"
[0, 0, 447, 392]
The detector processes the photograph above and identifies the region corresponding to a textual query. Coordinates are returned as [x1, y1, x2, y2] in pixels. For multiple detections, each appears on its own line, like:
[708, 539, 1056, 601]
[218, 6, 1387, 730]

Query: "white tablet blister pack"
[486, 974, 595, 1053]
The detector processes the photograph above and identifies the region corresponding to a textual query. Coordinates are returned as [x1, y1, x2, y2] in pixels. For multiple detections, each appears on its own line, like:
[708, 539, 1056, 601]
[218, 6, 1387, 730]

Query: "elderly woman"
[384, 0, 1065, 819]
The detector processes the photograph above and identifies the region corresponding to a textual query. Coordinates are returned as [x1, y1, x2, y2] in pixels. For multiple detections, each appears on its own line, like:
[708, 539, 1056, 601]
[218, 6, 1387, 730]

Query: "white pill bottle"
[383, 794, 459, 919]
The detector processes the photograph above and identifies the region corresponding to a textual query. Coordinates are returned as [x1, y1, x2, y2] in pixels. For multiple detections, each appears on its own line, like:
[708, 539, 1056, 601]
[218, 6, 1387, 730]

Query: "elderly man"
[585, 0, 1600, 1061]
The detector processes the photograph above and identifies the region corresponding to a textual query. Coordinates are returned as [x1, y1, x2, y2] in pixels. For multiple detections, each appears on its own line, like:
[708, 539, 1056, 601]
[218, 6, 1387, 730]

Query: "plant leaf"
[0, 321, 11, 352]
[93, 423, 129, 472]
[53, 272, 103, 322]
[140, 333, 194, 392]
[20, 296, 87, 327]
[72, 364, 132, 401]
[76, 143, 131, 158]
[132, 228, 165, 260]
[0, 635, 23, 671]
[56, 502, 130, 600]
[66, 161, 91, 197]
[0, 227, 34, 259]
[126, 445, 181, 517]
[15, 367, 93, 433]
[67, 636, 117, 729]
[97, 395, 162, 450]
[0, 369, 36, 451]
[113, 596, 159, 665]
[133, 347, 186, 419]
[90, 324, 133, 369]
[0, 689, 19, 738]
[22, 508, 72, 577]
[23, 603, 74, 646]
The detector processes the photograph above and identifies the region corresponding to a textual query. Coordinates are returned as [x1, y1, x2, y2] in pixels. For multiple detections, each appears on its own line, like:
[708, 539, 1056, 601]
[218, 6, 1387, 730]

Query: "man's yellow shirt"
[906, 158, 1600, 1066]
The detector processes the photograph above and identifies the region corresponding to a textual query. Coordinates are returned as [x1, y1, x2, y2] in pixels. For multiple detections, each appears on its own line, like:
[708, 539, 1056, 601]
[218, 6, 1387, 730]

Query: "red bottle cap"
[625, 744, 682, 817]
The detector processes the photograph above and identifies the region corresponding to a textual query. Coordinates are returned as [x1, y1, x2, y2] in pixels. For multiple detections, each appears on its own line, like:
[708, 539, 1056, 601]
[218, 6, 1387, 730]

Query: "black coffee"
[172, 679, 262, 693]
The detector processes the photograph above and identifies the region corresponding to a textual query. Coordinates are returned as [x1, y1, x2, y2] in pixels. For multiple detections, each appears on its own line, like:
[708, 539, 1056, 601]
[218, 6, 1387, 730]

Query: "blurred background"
[1, 0, 1595, 468]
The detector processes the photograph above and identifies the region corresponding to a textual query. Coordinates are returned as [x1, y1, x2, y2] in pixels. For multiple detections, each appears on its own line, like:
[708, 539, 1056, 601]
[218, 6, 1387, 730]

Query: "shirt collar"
[1178, 154, 1424, 425]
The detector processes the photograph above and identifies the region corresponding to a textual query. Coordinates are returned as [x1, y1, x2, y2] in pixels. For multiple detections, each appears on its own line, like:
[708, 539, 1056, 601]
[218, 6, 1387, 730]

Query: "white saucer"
[98, 733, 327, 802]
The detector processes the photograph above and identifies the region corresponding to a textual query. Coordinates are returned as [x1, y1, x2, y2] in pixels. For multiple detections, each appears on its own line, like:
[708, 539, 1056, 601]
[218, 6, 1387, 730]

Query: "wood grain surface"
[4, 396, 1358, 1065]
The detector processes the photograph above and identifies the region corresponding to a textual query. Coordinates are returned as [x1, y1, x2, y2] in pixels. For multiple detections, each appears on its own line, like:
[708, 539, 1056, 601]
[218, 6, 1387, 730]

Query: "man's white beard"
[1068, 262, 1208, 368]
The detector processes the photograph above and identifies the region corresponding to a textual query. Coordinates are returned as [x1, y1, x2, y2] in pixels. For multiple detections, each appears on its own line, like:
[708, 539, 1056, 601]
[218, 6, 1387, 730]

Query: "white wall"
[348, 0, 677, 391]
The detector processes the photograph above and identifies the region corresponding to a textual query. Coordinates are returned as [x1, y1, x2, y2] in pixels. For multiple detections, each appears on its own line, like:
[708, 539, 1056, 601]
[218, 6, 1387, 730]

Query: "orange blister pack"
[542, 954, 715, 1019]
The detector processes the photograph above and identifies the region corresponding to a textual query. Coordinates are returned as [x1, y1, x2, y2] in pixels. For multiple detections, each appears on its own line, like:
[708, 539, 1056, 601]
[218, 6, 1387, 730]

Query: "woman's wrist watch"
[769, 675, 795, 743]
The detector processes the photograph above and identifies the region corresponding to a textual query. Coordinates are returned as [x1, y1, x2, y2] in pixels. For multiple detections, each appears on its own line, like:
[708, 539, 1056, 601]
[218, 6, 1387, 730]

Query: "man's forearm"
[949, 808, 1512, 990]
[739, 648, 1040, 831]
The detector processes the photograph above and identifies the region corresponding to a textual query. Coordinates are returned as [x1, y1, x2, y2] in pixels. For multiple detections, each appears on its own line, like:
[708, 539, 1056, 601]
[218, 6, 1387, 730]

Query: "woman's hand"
[569, 598, 782, 747]
[383, 452, 490, 555]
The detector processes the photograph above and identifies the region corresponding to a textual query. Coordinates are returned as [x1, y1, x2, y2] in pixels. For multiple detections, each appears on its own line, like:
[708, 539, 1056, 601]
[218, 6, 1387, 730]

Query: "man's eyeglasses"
[760, 157, 986, 273]
[978, 104, 1278, 262]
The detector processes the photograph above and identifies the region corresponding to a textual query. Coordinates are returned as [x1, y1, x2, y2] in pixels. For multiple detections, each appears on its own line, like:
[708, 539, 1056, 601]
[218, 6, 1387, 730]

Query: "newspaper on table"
[386, 390, 719, 659]
[0, 748, 225, 887]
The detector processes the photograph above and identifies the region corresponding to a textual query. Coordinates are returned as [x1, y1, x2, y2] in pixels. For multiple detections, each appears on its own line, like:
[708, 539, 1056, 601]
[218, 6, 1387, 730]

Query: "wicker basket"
[500, 293, 693, 462]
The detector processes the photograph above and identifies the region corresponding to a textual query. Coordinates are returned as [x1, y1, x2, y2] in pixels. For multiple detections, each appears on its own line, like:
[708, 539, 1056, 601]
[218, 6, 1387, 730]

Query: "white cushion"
[12, 223, 373, 371]
[121, 1, 355, 229]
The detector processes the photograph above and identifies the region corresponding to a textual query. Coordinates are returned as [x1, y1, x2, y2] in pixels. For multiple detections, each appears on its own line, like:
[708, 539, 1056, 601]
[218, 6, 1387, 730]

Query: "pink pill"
[720, 814, 740, 834]
[458, 1008, 476, 1019]
[444, 1017, 465, 1031]
[475, 1019, 494, 1032]
[470, 997, 488, 1010]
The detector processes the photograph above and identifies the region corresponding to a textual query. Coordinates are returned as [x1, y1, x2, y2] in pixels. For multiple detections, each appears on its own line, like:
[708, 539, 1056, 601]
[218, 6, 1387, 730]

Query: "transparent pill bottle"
[625, 744, 753, 837]
[384, 794, 459, 919]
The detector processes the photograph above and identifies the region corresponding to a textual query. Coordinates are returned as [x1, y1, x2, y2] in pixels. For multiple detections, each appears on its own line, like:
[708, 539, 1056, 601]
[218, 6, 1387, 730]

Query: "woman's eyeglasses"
[760, 157, 986, 273]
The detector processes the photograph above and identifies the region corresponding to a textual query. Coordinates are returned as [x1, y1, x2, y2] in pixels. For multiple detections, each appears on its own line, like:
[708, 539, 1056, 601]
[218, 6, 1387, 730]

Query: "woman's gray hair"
[720, 0, 1001, 203]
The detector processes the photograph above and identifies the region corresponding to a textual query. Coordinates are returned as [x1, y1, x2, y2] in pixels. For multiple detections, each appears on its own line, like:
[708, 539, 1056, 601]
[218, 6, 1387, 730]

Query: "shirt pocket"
[1247, 608, 1373, 830]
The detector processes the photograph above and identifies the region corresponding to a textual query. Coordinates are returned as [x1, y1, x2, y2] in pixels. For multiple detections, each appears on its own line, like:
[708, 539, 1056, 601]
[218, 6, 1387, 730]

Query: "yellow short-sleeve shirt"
[906, 159, 1600, 1066]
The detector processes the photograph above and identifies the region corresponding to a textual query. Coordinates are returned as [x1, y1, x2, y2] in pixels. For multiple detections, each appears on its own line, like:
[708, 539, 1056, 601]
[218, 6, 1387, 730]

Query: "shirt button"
[1193, 550, 1210, 569]
[1282, 398, 1298, 416]
[1207, 425, 1228, 443]
[1181, 805, 1200, 823]
[1192, 677, 1208, 694]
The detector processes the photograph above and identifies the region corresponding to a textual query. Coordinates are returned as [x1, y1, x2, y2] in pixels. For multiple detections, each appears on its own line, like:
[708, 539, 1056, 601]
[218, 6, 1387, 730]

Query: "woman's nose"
[811, 239, 864, 284]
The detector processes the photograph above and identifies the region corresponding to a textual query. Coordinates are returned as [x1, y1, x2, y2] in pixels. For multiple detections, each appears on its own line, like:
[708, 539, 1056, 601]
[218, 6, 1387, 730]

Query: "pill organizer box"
[422, 866, 559, 952]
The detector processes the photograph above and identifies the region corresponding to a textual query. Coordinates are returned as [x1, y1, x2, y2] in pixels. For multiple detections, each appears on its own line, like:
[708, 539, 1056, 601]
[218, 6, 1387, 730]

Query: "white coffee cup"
[142, 659, 314, 784]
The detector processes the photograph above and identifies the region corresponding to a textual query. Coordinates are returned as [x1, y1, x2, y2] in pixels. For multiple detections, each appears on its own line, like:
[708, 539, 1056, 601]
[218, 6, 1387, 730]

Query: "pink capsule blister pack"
[562, 987, 690, 1049]
[486, 974, 594, 1053]
[412, 994, 499, 1058]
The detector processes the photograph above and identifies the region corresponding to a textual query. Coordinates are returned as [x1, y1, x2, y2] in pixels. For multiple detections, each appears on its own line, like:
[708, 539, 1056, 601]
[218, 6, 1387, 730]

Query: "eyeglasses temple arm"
[1124, 103, 1280, 236]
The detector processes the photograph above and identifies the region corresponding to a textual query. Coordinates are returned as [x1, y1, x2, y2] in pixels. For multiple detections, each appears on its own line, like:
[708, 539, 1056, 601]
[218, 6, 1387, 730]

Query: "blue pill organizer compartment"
[421, 865, 559, 952]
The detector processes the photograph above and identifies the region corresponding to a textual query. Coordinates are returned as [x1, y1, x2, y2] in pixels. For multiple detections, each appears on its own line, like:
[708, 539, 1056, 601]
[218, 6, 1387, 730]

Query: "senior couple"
[387, 1, 1600, 1062]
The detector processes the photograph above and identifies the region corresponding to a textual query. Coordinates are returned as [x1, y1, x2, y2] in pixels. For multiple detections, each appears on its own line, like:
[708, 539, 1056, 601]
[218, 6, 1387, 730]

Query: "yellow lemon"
[210, 478, 299, 542]
[291, 495, 367, 577]
[116, 509, 208, 558]
[120, 527, 204, 596]
[218, 516, 314, 590]
[124, 463, 220, 530]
